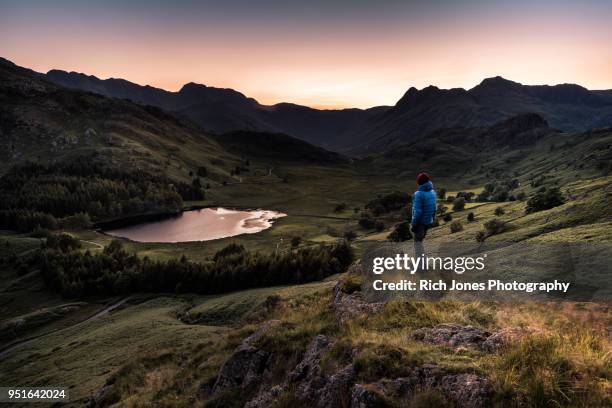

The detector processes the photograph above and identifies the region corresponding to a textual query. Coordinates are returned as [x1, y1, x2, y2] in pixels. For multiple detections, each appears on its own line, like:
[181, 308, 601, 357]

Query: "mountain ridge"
[40, 61, 612, 152]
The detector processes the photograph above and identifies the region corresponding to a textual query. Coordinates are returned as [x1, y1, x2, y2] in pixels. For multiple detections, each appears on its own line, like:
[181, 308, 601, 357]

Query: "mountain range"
[45, 67, 612, 152]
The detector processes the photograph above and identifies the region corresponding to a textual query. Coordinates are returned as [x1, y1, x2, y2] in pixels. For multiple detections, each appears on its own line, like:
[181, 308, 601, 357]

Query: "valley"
[0, 56, 610, 407]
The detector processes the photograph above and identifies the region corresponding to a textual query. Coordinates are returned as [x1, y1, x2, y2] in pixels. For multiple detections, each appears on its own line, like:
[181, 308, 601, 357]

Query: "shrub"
[456, 191, 474, 201]
[437, 188, 446, 200]
[476, 230, 487, 242]
[358, 212, 376, 229]
[375, 221, 385, 232]
[525, 187, 565, 213]
[452, 197, 466, 211]
[437, 204, 447, 216]
[450, 220, 463, 233]
[442, 213, 453, 222]
[467, 212, 475, 222]
[365, 191, 410, 216]
[387, 222, 412, 242]
[484, 219, 507, 236]
[291, 236, 301, 248]
[494, 207, 505, 216]
[343, 231, 357, 241]
[333, 203, 347, 213]
[492, 189, 509, 202]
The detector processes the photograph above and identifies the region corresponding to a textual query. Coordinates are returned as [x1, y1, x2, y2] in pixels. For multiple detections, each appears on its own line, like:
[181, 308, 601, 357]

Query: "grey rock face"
[481, 326, 539, 352]
[351, 364, 490, 408]
[331, 266, 384, 324]
[410, 323, 491, 347]
[212, 320, 280, 392]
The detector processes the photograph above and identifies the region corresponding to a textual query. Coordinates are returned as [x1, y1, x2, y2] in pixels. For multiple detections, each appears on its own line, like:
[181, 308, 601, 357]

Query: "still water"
[105, 208, 286, 243]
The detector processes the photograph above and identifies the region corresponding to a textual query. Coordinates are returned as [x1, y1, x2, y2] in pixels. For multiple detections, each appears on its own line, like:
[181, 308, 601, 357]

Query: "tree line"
[0, 156, 204, 232]
[28, 235, 353, 298]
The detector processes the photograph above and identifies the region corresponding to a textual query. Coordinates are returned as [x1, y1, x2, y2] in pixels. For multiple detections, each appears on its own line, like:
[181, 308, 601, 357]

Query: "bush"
[450, 220, 463, 233]
[442, 213, 453, 222]
[387, 222, 412, 242]
[492, 189, 509, 202]
[437, 188, 446, 200]
[365, 191, 410, 216]
[333, 203, 347, 213]
[358, 213, 376, 229]
[375, 221, 385, 232]
[476, 230, 487, 242]
[525, 187, 565, 213]
[452, 197, 466, 211]
[437, 204, 447, 216]
[484, 219, 507, 236]
[494, 207, 505, 216]
[467, 212, 475, 222]
[291, 236, 301, 248]
[343, 231, 357, 241]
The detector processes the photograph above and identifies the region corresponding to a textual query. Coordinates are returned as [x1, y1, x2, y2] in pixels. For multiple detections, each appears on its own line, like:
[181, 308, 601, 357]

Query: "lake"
[104, 208, 286, 243]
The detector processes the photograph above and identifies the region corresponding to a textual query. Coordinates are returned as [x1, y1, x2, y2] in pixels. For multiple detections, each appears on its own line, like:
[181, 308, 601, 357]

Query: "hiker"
[411, 172, 437, 259]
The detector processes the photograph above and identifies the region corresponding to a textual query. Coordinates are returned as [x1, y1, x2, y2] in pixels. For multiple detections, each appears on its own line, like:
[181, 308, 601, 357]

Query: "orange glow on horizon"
[1, 3, 611, 109]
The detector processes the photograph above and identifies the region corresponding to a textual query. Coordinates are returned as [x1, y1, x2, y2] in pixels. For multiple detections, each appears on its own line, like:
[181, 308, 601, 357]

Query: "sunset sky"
[1, 0, 611, 108]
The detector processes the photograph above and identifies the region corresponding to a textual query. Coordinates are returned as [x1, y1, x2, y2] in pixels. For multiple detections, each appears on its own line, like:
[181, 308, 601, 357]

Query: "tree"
[467, 212, 475, 222]
[387, 222, 412, 242]
[343, 231, 357, 241]
[526, 187, 565, 213]
[494, 207, 505, 216]
[452, 197, 466, 211]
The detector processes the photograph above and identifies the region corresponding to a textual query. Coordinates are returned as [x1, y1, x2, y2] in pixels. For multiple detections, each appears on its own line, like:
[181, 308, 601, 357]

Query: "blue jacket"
[411, 181, 437, 226]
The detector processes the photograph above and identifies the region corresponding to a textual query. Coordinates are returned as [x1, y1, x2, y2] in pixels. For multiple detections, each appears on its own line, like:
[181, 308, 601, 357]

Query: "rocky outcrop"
[351, 364, 490, 408]
[212, 319, 280, 392]
[411, 323, 541, 353]
[246, 334, 356, 408]
[410, 323, 491, 348]
[332, 265, 384, 324]
[481, 326, 540, 352]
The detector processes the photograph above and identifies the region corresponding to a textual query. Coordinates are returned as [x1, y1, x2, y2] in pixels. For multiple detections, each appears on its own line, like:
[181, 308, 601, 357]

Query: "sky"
[1, 0, 611, 108]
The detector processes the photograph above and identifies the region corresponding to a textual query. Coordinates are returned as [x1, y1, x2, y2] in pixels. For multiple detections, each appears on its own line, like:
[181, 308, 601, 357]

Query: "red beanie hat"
[416, 172, 431, 185]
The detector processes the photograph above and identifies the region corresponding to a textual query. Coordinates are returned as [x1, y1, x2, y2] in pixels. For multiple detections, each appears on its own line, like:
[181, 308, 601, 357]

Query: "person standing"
[411, 172, 437, 258]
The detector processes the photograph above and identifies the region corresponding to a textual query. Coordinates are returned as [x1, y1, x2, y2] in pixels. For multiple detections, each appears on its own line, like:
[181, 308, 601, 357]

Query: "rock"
[351, 364, 490, 408]
[289, 335, 330, 382]
[212, 320, 280, 393]
[436, 372, 490, 408]
[351, 383, 390, 408]
[245, 385, 284, 408]
[481, 326, 539, 352]
[245, 334, 334, 407]
[87, 384, 114, 407]
[410, 324, 490, 347]
[316, 364, 356, 408]
[332, 265, 384, 324]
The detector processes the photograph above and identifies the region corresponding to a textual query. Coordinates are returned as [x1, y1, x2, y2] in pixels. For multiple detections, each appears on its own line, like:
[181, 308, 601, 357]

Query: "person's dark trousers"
[412, 224, 430, 267]
[412, 224, 429, 242]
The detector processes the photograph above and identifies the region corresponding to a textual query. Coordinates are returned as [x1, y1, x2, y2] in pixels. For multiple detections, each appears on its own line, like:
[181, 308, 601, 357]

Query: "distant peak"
[179, 82, 208, 92]
[474, 76, 522, 89]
